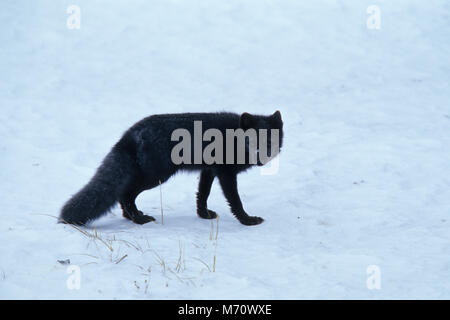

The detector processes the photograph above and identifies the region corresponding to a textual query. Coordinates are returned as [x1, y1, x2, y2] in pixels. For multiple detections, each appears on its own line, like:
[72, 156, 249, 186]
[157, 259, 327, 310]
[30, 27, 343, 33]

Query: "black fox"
[60, 111, 283, 226]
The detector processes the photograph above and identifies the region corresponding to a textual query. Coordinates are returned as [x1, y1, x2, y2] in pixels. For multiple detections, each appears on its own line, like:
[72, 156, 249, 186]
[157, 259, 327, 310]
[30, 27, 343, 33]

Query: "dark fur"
[60, 111, 283, 226]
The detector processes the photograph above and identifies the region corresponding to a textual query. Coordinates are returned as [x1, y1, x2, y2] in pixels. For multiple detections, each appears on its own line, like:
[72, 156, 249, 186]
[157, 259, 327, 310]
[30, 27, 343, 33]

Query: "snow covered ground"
[0, 0, 449, 299]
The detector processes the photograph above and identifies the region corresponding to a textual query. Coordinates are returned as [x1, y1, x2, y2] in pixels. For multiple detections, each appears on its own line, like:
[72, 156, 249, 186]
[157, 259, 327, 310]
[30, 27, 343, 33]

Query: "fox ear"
[240, 112, 255, 129]
[272, 110, 282, 122]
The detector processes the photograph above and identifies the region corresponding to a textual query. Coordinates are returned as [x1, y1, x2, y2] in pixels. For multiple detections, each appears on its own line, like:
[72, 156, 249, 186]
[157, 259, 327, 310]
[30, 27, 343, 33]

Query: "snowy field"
[0, 0, 449, 299]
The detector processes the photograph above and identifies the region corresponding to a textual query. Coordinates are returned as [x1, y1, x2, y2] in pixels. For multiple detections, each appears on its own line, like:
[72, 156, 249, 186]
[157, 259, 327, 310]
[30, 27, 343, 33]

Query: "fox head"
[239, 110, 283, 166]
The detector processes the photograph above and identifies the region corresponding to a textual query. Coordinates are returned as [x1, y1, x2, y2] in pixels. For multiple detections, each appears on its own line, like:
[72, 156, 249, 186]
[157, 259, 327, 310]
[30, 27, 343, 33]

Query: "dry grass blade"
[115, 254, 128, 264]
[159, 180, 164, 224]
[192, 257, 211, 272]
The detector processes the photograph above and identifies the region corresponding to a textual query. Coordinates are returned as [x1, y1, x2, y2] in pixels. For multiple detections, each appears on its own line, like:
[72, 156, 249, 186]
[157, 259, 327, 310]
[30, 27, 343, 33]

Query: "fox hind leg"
[196, 169, 218, 219]
[120, 195, 155, 224]
[120, 180, 155, 225]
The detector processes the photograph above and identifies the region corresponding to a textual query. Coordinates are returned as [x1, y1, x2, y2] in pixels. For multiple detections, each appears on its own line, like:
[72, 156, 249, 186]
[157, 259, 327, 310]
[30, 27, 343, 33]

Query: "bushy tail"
[59, 147, 134, 225]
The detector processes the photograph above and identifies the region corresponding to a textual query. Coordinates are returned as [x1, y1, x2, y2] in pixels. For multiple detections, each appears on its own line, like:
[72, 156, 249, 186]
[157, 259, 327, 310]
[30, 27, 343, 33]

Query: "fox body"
[60, 111, 283, 226]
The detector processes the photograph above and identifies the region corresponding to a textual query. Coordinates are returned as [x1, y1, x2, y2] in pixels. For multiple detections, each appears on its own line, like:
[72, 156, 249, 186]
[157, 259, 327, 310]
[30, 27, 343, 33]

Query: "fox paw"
[197, 209, 218, 219]
[133, 214, 156, 225]
[239, 216, 264, 226]
[123, 209, 155, 224]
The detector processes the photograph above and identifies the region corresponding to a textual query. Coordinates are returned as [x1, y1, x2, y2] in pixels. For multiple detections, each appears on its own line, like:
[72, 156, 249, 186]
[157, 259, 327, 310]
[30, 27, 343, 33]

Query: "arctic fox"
[60, 111, 283, 226]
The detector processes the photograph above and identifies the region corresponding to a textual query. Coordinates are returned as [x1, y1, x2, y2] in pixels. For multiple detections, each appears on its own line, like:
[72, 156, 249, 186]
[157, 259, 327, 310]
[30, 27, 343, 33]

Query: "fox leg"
[120, 181, 155, 225]
[196, 169, 218, 219]
[217, 172, 264, 226]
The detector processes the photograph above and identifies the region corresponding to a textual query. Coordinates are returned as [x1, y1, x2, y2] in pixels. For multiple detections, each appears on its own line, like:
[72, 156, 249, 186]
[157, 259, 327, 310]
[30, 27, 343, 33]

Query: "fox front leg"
[217, 172, 264, 226]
